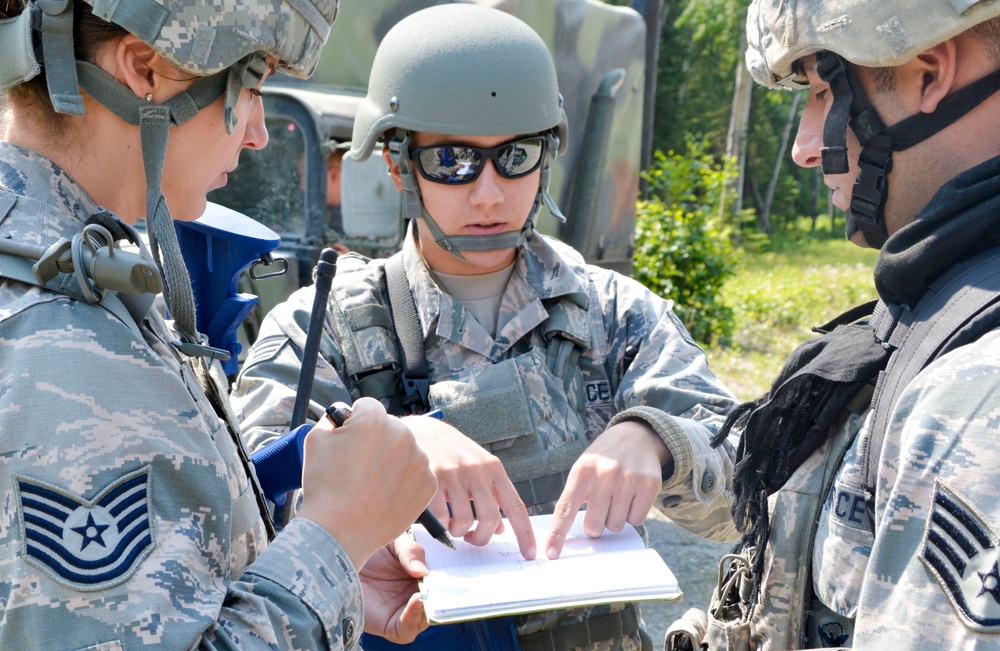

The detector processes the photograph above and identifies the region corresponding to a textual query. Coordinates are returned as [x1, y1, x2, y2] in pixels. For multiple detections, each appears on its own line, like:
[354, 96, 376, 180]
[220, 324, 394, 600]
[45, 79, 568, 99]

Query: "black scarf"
[713, 154, 1000, 600]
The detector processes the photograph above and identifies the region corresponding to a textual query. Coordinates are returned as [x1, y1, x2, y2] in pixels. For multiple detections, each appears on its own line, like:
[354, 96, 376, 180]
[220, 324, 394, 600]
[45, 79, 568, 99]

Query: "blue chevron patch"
[920, 478, 1000, 632]
[14, 467, 155, 591]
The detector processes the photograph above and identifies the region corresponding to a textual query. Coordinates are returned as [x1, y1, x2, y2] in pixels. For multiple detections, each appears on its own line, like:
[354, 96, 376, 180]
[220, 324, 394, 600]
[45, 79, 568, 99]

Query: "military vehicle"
[205, 0, 663, 351]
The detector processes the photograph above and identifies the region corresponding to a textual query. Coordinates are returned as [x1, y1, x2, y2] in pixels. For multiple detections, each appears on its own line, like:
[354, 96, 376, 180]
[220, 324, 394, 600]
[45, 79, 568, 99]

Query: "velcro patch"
[920, 478, 1000, 632]
[242, 334, 287, 370]
[584, 380, 612, 406]
[15, 467, 155, 591]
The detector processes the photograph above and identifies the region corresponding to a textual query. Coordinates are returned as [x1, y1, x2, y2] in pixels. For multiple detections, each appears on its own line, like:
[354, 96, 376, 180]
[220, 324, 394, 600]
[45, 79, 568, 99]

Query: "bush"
[633, 138, 741, 344]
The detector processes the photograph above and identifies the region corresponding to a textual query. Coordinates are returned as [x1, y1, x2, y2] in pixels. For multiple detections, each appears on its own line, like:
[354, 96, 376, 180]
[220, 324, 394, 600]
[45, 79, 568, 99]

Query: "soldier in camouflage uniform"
[666, 0, 1000, 649]
[0, 0, 438, 648]
[232, 5, 740, 651]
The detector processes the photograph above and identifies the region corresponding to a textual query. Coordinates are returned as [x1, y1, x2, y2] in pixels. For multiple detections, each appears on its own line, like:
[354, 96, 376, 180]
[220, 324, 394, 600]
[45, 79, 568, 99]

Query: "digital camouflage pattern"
[679, 332, 1000, 651]
[80, 0, 339, 78]
[852, 328, 1000, 646]
[233, 226, 740, 651]
[0, 142, 364, 650]
[745, 0, 1000, 89]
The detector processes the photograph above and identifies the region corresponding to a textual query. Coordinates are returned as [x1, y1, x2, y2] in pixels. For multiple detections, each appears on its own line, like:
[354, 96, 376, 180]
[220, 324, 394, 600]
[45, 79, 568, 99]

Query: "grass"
[703, 233, 879, 401]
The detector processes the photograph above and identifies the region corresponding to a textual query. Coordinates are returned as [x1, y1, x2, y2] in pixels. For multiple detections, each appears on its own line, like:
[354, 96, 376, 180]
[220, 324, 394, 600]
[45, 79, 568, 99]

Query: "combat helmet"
[0, 0, 338, 358]
[745, 0, 1000, 248]
[351, 3, 569, 257]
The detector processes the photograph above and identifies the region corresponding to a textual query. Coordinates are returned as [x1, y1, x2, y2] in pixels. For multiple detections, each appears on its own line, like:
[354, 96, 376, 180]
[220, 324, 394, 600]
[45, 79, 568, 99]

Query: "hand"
[360, 535, 430, 644]
[404, 415, 536, 559]
[543, 420, 669, 559]
[297, 398, 437, 569]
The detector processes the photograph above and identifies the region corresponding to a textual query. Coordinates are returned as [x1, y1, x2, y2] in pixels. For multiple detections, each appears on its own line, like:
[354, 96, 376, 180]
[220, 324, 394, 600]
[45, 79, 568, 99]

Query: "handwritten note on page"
[412, 511, 682, 624]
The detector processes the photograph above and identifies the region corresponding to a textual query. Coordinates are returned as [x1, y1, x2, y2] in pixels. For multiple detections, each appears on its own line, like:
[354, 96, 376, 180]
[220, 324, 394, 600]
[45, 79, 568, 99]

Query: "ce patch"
[920, 478, 1000, 632]
[14, 467, 155, 591]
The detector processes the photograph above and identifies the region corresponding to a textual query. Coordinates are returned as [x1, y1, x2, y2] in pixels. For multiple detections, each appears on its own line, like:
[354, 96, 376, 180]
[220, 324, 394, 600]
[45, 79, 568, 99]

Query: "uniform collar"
[0, 142, 100, 246]
[399, 226, 592, 357]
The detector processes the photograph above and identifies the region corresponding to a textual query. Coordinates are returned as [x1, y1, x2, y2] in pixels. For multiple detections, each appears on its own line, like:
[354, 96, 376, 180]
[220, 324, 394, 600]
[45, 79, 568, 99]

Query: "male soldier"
[667, 0, 1000, 648]
[233, 4, 739, 650]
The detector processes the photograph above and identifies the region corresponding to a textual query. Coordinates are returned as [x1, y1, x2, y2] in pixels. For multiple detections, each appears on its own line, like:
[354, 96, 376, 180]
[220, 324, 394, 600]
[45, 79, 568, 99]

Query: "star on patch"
[14, 466, 156, 591]
[920, 478, 1000, 632]
[71, 512, 110, 550]
[979, 561, 1000, 605]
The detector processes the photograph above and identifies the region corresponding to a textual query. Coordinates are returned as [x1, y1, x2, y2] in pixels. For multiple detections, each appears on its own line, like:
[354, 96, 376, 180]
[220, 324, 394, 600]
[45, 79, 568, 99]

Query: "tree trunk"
[760, 91, 802, 234]
[722, 29, 752, 222]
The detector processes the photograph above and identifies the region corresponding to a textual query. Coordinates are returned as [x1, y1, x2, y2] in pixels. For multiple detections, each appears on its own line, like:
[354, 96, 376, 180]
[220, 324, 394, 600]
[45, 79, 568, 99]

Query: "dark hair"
[969, 15, 1000, 67]
[861, 15, 1000, 95]
[1, 0, 127, 130]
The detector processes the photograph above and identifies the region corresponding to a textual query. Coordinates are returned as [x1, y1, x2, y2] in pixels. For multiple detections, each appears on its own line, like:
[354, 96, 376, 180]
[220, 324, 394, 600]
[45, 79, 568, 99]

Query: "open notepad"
[412, 512, 682, 624]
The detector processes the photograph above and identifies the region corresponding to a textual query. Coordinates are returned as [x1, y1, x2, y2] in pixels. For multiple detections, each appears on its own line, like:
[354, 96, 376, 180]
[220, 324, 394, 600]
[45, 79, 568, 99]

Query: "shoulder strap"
[863, 247, 1000, 527]
[323, 253, 400, 404]
[384, 254, 431, 414]
[0, 242, 153, 339]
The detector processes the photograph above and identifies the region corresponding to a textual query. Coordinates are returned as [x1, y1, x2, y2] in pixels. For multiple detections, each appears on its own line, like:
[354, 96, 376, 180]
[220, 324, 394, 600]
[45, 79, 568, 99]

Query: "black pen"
[325, 404, 456, 550]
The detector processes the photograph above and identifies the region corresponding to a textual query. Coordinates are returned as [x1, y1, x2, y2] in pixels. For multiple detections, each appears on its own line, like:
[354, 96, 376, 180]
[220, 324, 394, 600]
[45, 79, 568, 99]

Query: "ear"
[382, 147, 404, 191]
[911, 39, 959, 114]
[110, 35, 187, 103]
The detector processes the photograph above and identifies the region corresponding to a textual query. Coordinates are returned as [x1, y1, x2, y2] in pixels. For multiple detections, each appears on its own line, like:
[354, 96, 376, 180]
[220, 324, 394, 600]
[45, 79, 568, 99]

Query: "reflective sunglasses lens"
[417, 146, 483, 184]
[496, 138, 544, 178]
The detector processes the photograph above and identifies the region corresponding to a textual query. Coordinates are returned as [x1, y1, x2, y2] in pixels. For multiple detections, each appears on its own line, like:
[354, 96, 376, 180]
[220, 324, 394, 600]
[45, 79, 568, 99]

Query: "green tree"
[633, 138, 739, 344]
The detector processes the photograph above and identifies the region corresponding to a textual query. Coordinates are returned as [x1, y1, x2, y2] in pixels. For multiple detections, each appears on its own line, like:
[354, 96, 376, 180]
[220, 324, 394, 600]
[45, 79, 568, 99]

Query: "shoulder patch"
[243, 334, 288, 369]
[14, 467, 155, 591]
[920, 478, 1000, 632]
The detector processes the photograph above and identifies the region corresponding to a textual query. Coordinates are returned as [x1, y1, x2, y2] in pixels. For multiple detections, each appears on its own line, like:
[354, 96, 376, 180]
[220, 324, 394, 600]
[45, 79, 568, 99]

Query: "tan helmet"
[746, 0, 1000, 89]
[0, 0, 338, 358]
[745, 0, 1000, 249]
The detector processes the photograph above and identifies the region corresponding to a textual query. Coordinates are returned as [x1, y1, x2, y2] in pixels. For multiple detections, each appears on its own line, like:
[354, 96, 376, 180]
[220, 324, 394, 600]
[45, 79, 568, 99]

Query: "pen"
[324, 404, 456, 550]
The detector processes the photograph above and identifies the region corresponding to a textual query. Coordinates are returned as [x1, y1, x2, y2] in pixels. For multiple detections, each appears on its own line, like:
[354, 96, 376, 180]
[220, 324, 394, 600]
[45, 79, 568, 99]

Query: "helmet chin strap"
[390, 130, 565, 259]
[816, 52, 1000, 250]
[69, 53, 268, 359]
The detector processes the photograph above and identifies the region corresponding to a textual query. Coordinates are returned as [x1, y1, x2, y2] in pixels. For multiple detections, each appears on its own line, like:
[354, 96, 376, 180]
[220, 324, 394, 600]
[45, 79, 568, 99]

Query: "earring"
[145, 93, 153, 103]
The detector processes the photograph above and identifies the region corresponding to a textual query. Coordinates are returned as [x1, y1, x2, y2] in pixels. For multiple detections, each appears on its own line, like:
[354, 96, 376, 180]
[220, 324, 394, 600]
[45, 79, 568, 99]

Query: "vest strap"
[512, 470, 570, 509]
[519, 604, 640, 651]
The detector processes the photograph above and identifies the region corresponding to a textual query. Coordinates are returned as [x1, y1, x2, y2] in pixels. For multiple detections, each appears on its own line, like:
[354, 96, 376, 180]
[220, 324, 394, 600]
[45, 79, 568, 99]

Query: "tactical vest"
[324, 249, 612, 512]
[0, 193, 272, 577]
[328, 248, 650, 651]
[669, 246, 1000, 651]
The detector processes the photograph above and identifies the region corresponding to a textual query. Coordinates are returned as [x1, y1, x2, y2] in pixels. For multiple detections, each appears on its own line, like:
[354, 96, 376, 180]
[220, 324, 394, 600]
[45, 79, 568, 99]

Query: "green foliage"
[633, 138, 739, 344]
[707, 234, 879, 400]
[652, 0, 832, 233]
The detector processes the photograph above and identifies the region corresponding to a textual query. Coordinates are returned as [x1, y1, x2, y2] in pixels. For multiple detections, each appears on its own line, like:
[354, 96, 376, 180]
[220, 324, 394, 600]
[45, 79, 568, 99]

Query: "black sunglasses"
[409, 135, 546, 185]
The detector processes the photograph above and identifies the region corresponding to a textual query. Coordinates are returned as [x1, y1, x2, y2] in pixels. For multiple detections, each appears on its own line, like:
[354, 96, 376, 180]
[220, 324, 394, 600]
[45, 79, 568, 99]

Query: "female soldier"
[0, 0, 436, 648]
[234, 5, 740, 650]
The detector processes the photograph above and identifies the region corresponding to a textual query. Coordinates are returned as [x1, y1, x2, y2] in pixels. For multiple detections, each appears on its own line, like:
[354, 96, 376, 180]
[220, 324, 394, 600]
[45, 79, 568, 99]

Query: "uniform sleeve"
[232, 284, 355, 453]
[222, 517, 364, 649]
[852, 331, 1000, 646]
[595, 270, 740, 542]
[0, 294, 362, 650]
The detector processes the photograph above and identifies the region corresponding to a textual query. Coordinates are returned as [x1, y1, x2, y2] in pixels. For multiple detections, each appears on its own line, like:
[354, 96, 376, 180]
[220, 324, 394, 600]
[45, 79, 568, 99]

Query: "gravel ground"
[638, 508, 735, 649]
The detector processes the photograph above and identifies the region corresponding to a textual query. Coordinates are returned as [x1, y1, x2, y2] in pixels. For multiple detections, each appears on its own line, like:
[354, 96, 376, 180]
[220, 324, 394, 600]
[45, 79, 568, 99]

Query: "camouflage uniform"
[0, 142, 363, 650]
[852, 328, 1000, 645]
[722, 326, 1000, 650]
[233, 227, 740, 650]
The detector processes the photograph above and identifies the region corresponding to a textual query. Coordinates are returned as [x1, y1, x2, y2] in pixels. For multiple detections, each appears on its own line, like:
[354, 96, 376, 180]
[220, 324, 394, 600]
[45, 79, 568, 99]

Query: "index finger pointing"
[543, 477, 586, 559]
[493, 479, 536, 560]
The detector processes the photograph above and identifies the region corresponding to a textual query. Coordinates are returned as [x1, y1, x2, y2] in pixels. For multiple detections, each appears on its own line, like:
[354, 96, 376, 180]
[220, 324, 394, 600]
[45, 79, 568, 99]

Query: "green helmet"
[745, 0, 1000, 249]
[746, 0, 1000, 89]
[351, 3, 568, 257]
[0, 0, 337, 359]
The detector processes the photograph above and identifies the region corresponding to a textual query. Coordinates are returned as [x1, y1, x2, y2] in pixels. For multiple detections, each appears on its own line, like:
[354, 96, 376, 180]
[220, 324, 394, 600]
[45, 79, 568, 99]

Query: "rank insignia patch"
[920, 478, 1000, 632]
[14, 467, 155, 591]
